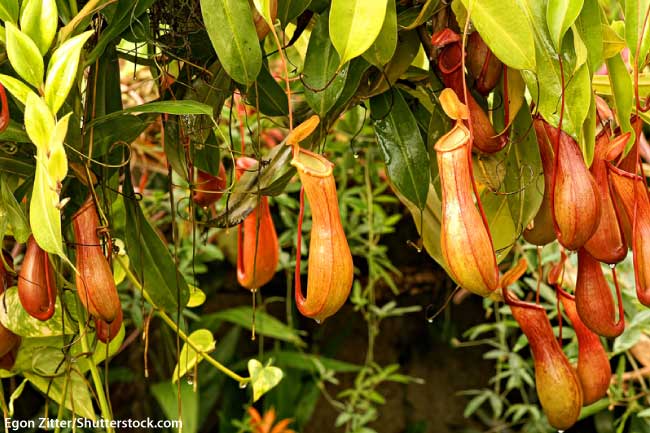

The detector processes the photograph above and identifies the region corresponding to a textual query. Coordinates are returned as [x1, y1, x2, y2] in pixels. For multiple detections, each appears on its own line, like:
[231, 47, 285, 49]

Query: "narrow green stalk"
[115, 256, 249, 384]
[75, 302, 114, 433]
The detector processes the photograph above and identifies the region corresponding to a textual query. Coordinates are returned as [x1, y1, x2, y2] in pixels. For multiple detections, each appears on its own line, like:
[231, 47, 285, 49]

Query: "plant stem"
[75, 302, 114, 433]
[114, 256, 250, 384]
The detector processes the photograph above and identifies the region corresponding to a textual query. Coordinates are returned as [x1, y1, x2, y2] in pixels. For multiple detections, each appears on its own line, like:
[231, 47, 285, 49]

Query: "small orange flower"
[248, 407, 296, 433]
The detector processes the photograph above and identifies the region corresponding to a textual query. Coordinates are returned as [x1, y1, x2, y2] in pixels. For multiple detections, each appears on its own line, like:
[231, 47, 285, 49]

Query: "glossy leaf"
[303, 13, 349, 116]
[44, 31, 93, 114]
[363, 0, 397, 67]
[20, 0, 57, 55]
[401, 0, 439, 30]
[481, 189, 517, 263]
[248, 359, 283, 402]
[460, 0, 536, 71]
[607, 53, 635, 152]
[24, 92, 54, 152]
[30, 155, 66, 260]
[504, 107, 543, 236]
[0, 74, 35, 105]
[172, 329, 216, 382]
[92, 100, 214, 125]
[575, 0, 603, 73]
[203, 306, 305, 346]
[278, 0, 311, 26]
[200, 0, 262, 85]
[5, 22, 43, 89]
[329, 0, 388, 66]
[0, 0, 18, 22]
[625, 0, 650, 67]
[546, 0, 584, 52]
[370, 89, 430, 210]
[122, 174, 190, 312]
[0, 287, 73, 337]
[246, 63, 289, 116]
[0, 175, 29, 243]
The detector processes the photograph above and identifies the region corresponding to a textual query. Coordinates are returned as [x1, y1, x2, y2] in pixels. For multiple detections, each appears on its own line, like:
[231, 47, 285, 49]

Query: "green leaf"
[248, 359, 283, 402]
[329, 0, 389, 66]
[151, 382, 198, 433]
[200, 0, 262, 85]
[503, 107, 543, 237]
[401, 0, 440, 30]
[0, 0, 18, 22]
[4, 22, 43, 88]
[24, 371, 96, 420]
[203, 306, 305, 346]
[253, 0, 274, 25]
[44, 31, 93, 114]
[268, 351, 362, 373]
[303, 13, 349, 116]
[370, 89, 430, 210]
[574, 0, 603, 73]
[24, 92, 54, 151]
[602, 22, 627, 58]
[122, 174, 190, 311]
[172, 329, 216, 382]
[30, 154, 67, 260]
[625, 0, 650, 67]
[546, 0, 584, 52]
[20, 0, 57, 54]
[8, 379, 27, 415]
[362, 0, 397, 66]
[607, 53, 635, 152]
[245, 63, 289, 116]
[481, 188, 517, 263]
[0, 287, 75, 337]
[278, 0, 311, 27]
[0, 176, 30, 243]
[92, 100, 214, 125]
[460, 0, 536, 71]
[0, 73, 35, 105]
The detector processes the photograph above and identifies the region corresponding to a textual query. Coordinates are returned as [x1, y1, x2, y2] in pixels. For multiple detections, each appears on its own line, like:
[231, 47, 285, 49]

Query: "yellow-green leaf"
[5, 22, 43, 88]
[248, 359, 283, 402]
[253, 0, 274, 25]
[20, 0, 57, 54]
[329, 0, 389, 66]
[461, 0, 536, 71]
[625, 0, 650, 67]
[0, 0, 18, 23]
[24, 92, 54, 152]
[603, 23, 626, 59]
[363, 0, 397, 67]
[172, 329, 215, 382]
[187, 285, 206, 308]
[0, 73, 35, 105]
[546, 0, 584, 52]
[44, 31, 93, 114]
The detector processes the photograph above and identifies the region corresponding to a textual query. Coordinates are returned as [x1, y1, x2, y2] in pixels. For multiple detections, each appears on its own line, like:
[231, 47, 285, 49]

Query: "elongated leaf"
[329, 0, 388, 66]
[303, 13, 349, 116]
[503, 107, 543, 236]
[0, 0, 18, 22]
[607, 53, 635, 152]
[24, 92, 55, 152]
[92, 100, 214, 125]
[24, 371, 96, 420]
[268, 351, 362, 373]
[30, 155, 67, 260]
[200, 0, 262, 85]
[44, 31, 93, 114]
[278, 0, 311, 26]
[172, 329, 216, 382]
[546, 0, 584, 52]
[0, 74, 35, 105]
[203, 306, 305, 346]
[363, 0, 397, 67]
[625, 0, 650, 67]
[401, 0, 439, 30]
[460, 0, 536, 71]
[245, 63, 289, 116]
[575, 0, 603, 73]
[0, 176, 29, 243]
[248, 359, 283, 402]
[122, 174, 190, 311]
[370, 89, 430, 210]
[602, 22, 627, 58]
[253, 0, 274, 25]
[519, 0, 590, 136]
[0, 288, 74, 337]
[20, 0, 57, 54]
[481, 189, 517, 263]
[5, 22, 43, 88]
[331, 57, 371, 113]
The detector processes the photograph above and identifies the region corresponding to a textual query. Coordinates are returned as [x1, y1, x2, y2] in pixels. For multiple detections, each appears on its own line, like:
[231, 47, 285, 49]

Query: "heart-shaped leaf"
[248, 359, 283, 402]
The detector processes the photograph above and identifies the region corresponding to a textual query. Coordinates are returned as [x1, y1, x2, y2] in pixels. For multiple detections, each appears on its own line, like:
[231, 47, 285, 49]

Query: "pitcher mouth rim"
[290, 148, 334, 178]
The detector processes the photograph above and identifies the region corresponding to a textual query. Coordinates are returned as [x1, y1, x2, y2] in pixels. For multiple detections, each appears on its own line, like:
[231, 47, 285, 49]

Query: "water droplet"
[427, 317, 434, 324]
[609, 263, 616, 269]
[557, 430, 564, 433]
[314, 319, 321, 324]
[186, 374, 194, 385]
[239, 382, 248, 389]
[353, 153, 360, 159]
